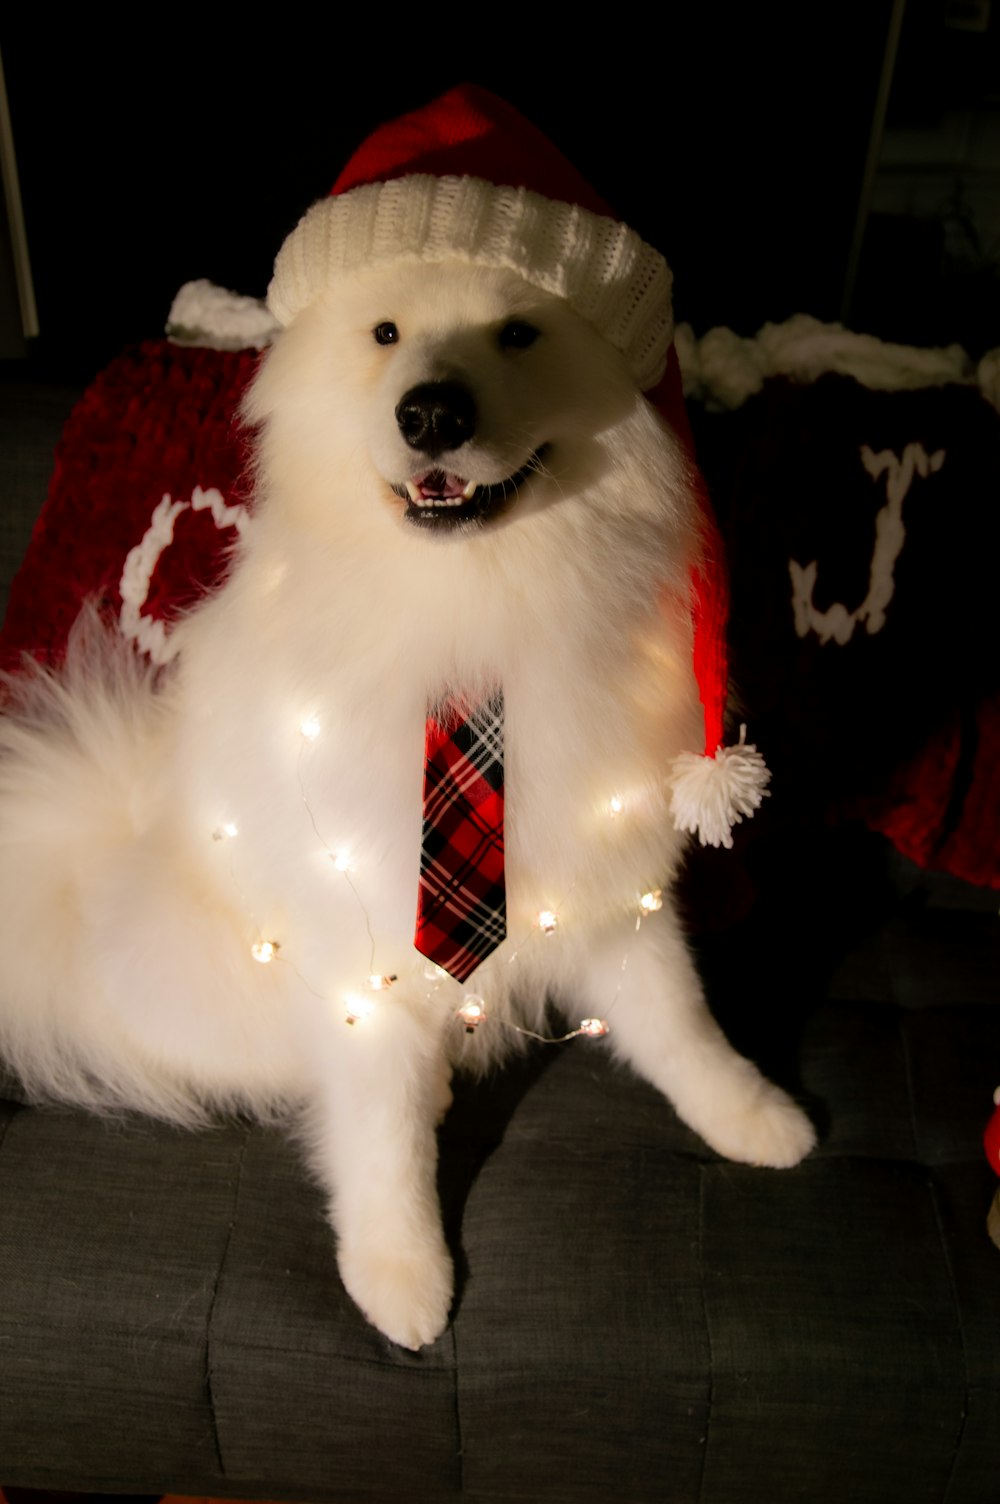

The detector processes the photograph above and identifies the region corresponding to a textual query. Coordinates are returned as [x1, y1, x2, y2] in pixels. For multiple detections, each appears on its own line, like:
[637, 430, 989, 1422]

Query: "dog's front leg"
[305, 1002, 454, 1350]
[577, 907, 816, 1168]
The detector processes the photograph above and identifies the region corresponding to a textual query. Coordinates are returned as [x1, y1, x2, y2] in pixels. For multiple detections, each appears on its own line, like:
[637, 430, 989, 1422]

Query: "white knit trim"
[790, 442, 946, 647]
[267, 175, 673, 390]
[119, 487, 249, 665]
[166, 279, 280, 351]
[189, 482, 251, 535]
[674, 313, 999, 411]
[119, 493, 187, 664]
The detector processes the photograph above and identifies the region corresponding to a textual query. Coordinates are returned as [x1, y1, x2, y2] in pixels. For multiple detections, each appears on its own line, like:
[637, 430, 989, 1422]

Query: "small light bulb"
[579, 1017, 610, 1038]
[333, 850, 353, 872]
[458, 995, 487, 1033]
[608, 795, 624, 818]
[424, 961, 448, 981]
[537, 909, 559, 934]
[251, 939, 279, 964]
[300, 717, 321, 741]
[640, 889, 663, 913]
[344, 991, 375, 1025]
[365, 973, 397, 992]
[212, 822, 239, 841]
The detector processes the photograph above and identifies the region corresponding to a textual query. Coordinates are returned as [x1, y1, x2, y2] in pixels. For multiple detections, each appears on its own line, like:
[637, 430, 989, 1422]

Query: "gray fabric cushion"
[2, 873, 998, 1504]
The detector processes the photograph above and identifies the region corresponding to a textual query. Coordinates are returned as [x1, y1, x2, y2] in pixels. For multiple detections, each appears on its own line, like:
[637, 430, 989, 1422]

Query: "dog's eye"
[498, 320, 540, 351]
[373, 322, 399, 346]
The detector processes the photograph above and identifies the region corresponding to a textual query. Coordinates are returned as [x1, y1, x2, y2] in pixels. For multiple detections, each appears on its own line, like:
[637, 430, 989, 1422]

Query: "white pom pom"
[668, 725, 770, 849]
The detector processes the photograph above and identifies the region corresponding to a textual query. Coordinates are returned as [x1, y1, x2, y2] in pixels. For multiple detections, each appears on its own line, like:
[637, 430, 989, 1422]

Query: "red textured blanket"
[0, 341, 260, 673]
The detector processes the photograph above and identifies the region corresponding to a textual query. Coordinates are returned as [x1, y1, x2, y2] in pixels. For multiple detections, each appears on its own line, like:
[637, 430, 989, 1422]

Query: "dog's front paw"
[338, 1233, 454, 1350]
[699, 1079, 817, 1169]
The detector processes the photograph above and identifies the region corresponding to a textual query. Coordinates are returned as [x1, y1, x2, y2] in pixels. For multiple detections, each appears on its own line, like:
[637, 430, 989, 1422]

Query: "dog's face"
[251, 259, 640, 539]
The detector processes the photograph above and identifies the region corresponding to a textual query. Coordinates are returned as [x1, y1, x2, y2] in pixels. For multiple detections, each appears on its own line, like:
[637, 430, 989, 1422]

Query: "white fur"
[0, 261, 815, 1349]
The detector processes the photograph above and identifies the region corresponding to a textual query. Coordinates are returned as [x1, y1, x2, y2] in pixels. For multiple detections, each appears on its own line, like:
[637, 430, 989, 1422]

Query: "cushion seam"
[203, 1119, 253, 1482]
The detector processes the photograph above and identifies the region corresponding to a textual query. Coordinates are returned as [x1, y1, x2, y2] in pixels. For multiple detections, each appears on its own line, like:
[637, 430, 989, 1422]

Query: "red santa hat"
[267, 84, 768, 849]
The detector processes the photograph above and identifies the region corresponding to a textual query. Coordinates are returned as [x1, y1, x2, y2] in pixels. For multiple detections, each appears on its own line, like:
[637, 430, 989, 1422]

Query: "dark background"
[1, 3, 998, 384]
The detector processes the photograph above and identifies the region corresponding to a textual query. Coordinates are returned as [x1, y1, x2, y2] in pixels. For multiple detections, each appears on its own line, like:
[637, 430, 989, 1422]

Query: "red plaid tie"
[414, 693, 506, 983]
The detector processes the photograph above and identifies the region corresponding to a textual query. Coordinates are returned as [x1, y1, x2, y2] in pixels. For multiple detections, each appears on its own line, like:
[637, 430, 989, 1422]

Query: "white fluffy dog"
[0, 94, 815, 1350]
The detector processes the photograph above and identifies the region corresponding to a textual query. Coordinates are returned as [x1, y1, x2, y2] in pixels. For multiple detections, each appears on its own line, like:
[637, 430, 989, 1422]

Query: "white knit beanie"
[267, 85, 673, 392]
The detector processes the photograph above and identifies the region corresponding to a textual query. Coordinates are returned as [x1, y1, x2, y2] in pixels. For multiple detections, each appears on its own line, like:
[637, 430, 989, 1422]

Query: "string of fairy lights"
[212, 714, 667, 1045]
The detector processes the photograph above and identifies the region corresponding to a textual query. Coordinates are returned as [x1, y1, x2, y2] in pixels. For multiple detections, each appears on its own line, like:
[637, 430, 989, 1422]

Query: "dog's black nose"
[395, 381, 477, 457]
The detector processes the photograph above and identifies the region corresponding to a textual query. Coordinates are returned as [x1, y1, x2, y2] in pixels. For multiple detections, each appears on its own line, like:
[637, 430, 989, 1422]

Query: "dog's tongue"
[416, 469, 469, 500]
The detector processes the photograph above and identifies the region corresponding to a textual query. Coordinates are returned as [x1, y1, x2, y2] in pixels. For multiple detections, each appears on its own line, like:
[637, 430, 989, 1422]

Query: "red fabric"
[985, 1099, 1000, 1177]
[0, 341, 259, 675]
[852, 698, 1000, 890]
[647, 345, 730, 758]
[415, 697, 506, 983]
[331, 84, 615, 219]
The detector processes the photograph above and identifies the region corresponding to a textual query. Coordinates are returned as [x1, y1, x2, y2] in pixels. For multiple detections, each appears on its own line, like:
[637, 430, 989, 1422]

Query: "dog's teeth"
[403, 486, 476, 510]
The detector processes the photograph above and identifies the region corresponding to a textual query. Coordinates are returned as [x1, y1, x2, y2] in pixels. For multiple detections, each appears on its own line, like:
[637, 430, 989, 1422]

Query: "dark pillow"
[691, 371, 1000, 889]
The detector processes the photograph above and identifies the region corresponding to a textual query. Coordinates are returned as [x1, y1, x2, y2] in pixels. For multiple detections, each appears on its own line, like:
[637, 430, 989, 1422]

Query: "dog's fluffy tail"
[0, 607, 187, 1114]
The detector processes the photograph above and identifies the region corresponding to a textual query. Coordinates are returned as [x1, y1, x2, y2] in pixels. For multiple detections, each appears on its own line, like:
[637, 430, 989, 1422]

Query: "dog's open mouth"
[391, 448, 548, 530]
